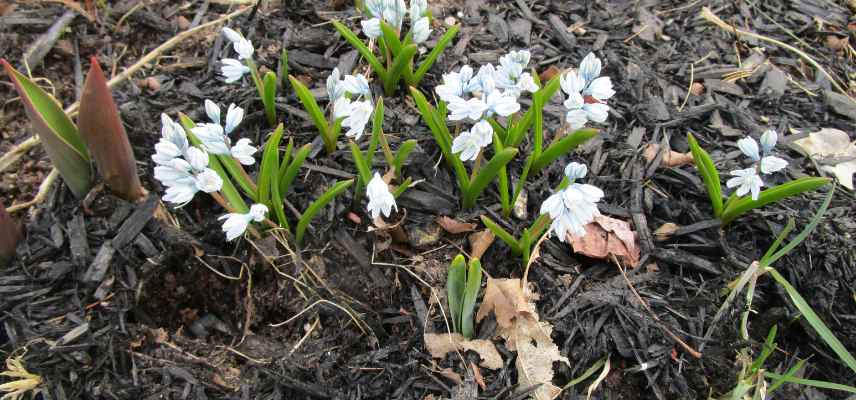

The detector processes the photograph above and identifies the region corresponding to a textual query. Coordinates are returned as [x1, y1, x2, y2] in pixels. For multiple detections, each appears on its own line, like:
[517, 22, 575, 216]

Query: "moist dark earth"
[2, 0, 856, 399]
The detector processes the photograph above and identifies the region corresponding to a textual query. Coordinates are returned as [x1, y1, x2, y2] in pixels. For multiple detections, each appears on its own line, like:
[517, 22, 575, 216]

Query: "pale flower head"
[327, 67, 346, 102]
[737, 132, 788, 175]
[447, 96, 488, 121]
[467, 63, 497, 95]
[410, 0, 428, 20]
[194, 168, 223, 193]
[412, 16, 431, 44]
[221, 27, 254, 60]
[224, 103, 244, 134]
[365, 0, 384, 17]
[451, 128, 485, 162]
[727, 167, 764, 201]
[343, 74, 372, 98]
[540, 162, 603, 241]
[435, 65, 473, 102]
[564, 162, 588, 181]
[230, 138, 257, 166]
[204, 99, 221, 124]
[340, 99, 374, 140]
[191, 123, 230, 155]
[579, 52, 602, 84]
[184, 146, 210, 172]
[366, 172, 398, 219]
[361, 18, 382, 39]
[218, 204, 268, 241]
[221, 58, 250, 83]
[484, 90, 520, 117]
[382, 0, 407, 29]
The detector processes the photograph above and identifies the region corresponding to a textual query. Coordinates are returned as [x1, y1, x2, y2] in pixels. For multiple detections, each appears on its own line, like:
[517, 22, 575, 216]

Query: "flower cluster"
[559, 53, 615, 130]
[219, 204, 268, 241]
[153, 114, 223, 205]
[219, 27, 255, 83]
[191, 100, 257, 165]
[727, 130, 788, 200]
[361, 0, 431, 44]
[437, 50, 538, 161]
[366, 172, 397, 219]
[540, 162, 604, 241]
[327, 68, 375, 140]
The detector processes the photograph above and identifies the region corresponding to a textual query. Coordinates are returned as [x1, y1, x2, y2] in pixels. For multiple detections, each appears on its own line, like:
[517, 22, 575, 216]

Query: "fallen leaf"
[437, 216, 476, 234]
[825, 35, 849, 51]
[653, 222, 679, 241]
[568, 215, 641, 267]
[475, 278, 532, 330]
[790, 128, 856, 189]
[539, 65, 562, 82]
[470, 361, 486, 390]
[690, 82, 705, 96]
[468, 229, 495, 259]
[643, 144, 693, 168]
[423, 333, 504, 370]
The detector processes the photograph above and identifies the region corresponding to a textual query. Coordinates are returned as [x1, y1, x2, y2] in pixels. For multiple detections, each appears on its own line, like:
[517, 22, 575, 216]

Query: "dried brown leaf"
[653, 222, 679, 241]
[437, 215, 476, 234]
[468, 229, 495, 259]
[643, 143, 693, 168]
[475, 278, 532, 330]
[790, 128, 856, 189]
[460, 339, 503, 370]
[568, 215, 640, 267]
[423, 333, 504, 370]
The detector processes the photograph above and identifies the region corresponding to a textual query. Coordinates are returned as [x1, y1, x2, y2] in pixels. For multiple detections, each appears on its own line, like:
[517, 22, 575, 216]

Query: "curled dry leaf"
[568, 215, 641, 267]
[539, 65, 562, 82]
[790, 128, 856, 190]
[423, 333, 503, 370]
[437, 215, 477, 234]
[653, 222, 679, 241]
[468, 229, 495, 259]
[643, 143, 694, 168]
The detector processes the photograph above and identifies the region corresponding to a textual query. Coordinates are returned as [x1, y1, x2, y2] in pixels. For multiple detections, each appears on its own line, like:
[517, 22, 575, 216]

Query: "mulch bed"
[1, 0, 855, 398]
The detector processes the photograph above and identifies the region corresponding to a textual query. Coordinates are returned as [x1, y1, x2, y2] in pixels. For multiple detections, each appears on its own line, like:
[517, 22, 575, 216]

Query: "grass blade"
[480, 215, 522, 254]
[384, 44, 417, 96]
[262, 71, 277, 126]
[761, 218, 795, 265]
[687, 133, 723, 217]
[2, 59, 91, 198]
[412, 25, 459, 85]
[463, 147, 518, 208]
[531, 128, 597, 175]
[446, 254, 466, 333]
[461, 258, 482, 339]
[763, 185, 833, 267]
[295, 179, 354, 245]
[78, 57, 145, 201]
[289, 75, 334, 153]
[720, 177, 831, 225]
[764, 372, 856, 394]
[332, 20, 387, 79]
[279, 143, 312, 196]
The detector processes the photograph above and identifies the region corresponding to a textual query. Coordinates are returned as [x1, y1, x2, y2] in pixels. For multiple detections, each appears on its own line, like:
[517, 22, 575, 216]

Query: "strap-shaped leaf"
[463, 147, 518, 208]
[461, 258, 482, 339]
[289, 75, 334, 154]
[393, 139, 417, 173]
[279, 143, 312, 196]
[259, 124, 284, 221]
[349, 141, 372, 183]
[367, 98, 385, 167]
[480, 215, 522, 254]
[78, 58, 145, 201]
[409, 87, 469, 191]
[277, 48, 289, 90]
[446, 254, 466, 333]
[219, 154, 258, 202]
[493, 134, 511, 216]
[687, 133, 724, 217]
[332, 20, 387, 79]
[295, 179, 354, 245]
[178, 113, 247, 212]
[262, 71, 277, 126]
[380, 20, 403, 56]
[720, 177, 830, 225]
[412, 25, 459, 85]
[531, 128, 597, 174]
[384, 44, 417, 96]
[2, 59, 91, 198]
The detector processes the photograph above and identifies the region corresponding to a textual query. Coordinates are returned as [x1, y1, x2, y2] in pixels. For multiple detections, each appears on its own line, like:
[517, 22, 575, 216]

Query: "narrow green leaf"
[531, 128, 597, 175]
[506, 108, 533, 148]
[349, 141, 372, 183]
[763, 372, 856, 394]
[178, 113, 248, 212]
[533, 72, 563, 104]
[487, 118, 507, 144]
[277, 48, 289, 91]
[279, 138, 294, 180]
[748, 325, 777, 373]
[295, 179, 354, 245]
[384, 44, 417, 96]
[332, 20, 387, 79]
[259, 124, 284, 216]
[511, 153, 535, 216]
[412, 25, 459, 85]
[393, 139, 417, 174]
[720, 177, 831, 225]
[461, 258, 482, 339]
[767, 359, 807, 394]
[368, 98, 385, 168]
[409, 87, 469, 191]
[2, 59, 91, 198]
[463, 147, 519, 208]
[493, 134, 511, 216]
[762, 186, 833, 267]
[761, 218, 795, 266]
[687, 133, 724, 217]
[78, 57, 144, 201]
[446, 254, 466, 333]
[280, 143, 312, 196]
[289, 75, 334, 153]
[262, 71, 277, 126]
[219, 155, 258, 201]
[380, 20, 402, 56]
[393, 177, 412, 197]
[480, 215, 522, 254]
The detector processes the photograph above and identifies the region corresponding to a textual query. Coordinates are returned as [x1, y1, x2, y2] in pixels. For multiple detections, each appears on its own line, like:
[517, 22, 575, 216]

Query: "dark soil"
[2, 0, 856, 399]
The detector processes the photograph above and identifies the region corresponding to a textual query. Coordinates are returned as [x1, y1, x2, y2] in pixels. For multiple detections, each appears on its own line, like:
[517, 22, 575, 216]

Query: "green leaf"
[762, 186, 833, 268]
[748, 325, 777, 373]
[349, 141, 372, 183]
[687, 133, 724, 218]
[480, 215, 522, 254]
[289, 75, 334, 154]
[78, 57, 144, 201]
[277, 48, 289, 90]
[446, 254, 466, 333]
[259, 124, 286, 226]
[412, 25, 459, 85]
[2, 59, 91, 198]
[461, 258, 482, 339]
[295, 179, 354, 246]
[384, 44, 417, 96]
[332, 20, 387, 79]
[463, 147, 519, 208]
[219, 155, 258, 202]
[367, 98, 384, 169]
[178, 113, 248, 212]
[531, 128, 597, 175]
[511, 153, 535, 217]
[763, 372, 856, 394]
[493, 134, 511, 216]
[380, 20, 403, 56]
[409, 87, 469, 191]
[720, 177, 831, 225]
[767, 359, 807, 394]
[393, 176, 412, 198]
[279, 143, 312, 196]
[262, 71, 277, 126]
[393, 139, 417, 174]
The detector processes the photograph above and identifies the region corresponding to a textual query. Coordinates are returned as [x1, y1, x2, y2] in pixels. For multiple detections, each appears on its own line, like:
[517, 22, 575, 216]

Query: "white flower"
[192, 123, 231, 155]
[361, 17, 382, 39]
[382, 0, 407, 29]
[194, 168, 223, 193]
[466, 64, 497, 95]
[412, 16, 431, 44]
[365, 0, 384, 17]
[540, 169, 603, 240]
[451, 121, 492, 162]
[484, 90, 520, 117]
[342, 74, 371, 98]
[435, 65, 473, 102]
[327, 68, 346, 102]
[563, 89, 609, 129]
[560, 70, 586, 96]
[470, 119, 493, 146]
[501, 50, 531, 68]
[564, 162, 587, 181]
[153, 114, 189, 165]
[185, 146, 210, 171]
[737, 132, 788, 175]
[155, 158, 194, 188]
[230, 138, 257, 166]
[410, 0, 428, 20]
[727, 167, 764, 201]
[447, 96, 488, 121]
[578, 52, 614, 101]
[335, 98, 373, 140]
[366, 172, 397, 219]
[224, 103, 244, 134]
[579, 52, 602, 84]
[221, 58, 249, 83]
[204, 99, 221, 124]
[160, 166, 222, 206]
[222, 27, 254, 60]
[219, 204, 268, 241]
[152, 139, 184, 166]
